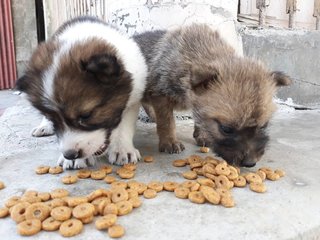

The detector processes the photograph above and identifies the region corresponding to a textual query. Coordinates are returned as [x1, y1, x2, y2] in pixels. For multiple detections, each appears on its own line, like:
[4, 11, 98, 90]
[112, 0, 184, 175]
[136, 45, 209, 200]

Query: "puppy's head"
[191, 58, 291, 167]
[16, 38, 132, 159]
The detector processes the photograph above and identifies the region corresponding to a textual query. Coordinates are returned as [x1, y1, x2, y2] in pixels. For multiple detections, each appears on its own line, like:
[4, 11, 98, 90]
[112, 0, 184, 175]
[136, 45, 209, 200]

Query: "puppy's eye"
[78, 112, 92, 125]
[219, 124, 235, 135]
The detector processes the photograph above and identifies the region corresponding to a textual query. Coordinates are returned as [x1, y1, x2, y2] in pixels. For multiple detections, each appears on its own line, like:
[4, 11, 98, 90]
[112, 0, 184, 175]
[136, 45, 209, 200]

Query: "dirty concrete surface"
[0, 90, 19, 116]
[0, 97, 320, 240]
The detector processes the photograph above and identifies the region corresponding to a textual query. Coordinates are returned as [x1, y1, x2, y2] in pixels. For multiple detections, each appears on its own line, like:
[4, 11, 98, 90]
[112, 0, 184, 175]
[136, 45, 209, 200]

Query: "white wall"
[42, 0, 243, 54]
[105, 0, 239, 32]
[104, 0, 243, 54]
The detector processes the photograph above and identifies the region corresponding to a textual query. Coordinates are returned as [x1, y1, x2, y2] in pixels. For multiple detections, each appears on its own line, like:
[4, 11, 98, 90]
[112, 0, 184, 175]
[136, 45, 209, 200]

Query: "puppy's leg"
[142, 102, 156, 122]
[151, 97, 185, 154]
[31, 117, 54, 137]
[107, 103, 141, 165]
[193, 123, 212, 147]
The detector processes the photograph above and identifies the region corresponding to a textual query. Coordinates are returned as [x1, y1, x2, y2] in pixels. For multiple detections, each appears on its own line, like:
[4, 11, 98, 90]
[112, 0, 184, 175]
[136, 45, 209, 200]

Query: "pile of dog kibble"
[0, 148, 285, 238]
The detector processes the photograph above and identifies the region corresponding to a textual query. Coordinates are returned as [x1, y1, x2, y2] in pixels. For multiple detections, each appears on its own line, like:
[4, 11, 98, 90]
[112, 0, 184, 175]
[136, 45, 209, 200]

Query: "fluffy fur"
[17, 16, 147, 168]
[134, 24, 291, 167]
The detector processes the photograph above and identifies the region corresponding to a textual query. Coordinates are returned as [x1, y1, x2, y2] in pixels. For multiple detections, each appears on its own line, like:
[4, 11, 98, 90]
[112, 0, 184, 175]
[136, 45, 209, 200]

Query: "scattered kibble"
[9, 154, 284, 238]
[200, 147, 210, 153]
[143, 156, 154, 163]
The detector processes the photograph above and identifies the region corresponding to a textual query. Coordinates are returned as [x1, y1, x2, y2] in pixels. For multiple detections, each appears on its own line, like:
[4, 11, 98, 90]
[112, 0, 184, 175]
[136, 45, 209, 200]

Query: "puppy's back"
[133, 30, 166, 65]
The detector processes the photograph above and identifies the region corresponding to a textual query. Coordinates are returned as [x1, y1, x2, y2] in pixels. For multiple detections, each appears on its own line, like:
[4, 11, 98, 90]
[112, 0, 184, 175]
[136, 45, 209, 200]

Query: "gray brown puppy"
[134, 24, 291, 167]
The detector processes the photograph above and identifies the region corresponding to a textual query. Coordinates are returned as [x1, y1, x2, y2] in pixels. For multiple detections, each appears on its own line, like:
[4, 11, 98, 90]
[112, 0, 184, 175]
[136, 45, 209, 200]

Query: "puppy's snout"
[63, 150, 80, 160]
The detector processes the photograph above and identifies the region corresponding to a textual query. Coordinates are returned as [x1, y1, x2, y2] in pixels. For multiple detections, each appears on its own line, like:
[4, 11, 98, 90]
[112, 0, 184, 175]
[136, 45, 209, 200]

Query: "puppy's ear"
[271, 71, 292, 87]
[81, 54, 121, 83]
[15, 75, 29, 92]
[190, 67, 220, 94]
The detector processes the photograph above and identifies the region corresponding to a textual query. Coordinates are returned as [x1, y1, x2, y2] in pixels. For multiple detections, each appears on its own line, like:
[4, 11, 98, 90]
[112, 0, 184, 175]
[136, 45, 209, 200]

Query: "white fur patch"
[42, 52, 60, 101]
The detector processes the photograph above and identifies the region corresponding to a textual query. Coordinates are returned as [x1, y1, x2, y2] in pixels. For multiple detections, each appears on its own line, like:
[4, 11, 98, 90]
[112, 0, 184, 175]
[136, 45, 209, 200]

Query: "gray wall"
[11, 0, 38, 78]
[241, 29, 320, 107]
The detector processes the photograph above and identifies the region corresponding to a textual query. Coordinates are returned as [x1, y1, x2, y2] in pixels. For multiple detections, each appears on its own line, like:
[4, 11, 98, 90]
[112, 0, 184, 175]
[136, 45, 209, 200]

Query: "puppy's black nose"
[63, 150, 79, 160]
[241, 161, 256, 168]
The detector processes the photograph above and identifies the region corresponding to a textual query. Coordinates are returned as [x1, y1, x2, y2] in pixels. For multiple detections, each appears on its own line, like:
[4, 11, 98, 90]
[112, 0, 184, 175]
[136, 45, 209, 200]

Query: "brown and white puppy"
[17, 16, 147, 169]
[134, 24, 291, 167]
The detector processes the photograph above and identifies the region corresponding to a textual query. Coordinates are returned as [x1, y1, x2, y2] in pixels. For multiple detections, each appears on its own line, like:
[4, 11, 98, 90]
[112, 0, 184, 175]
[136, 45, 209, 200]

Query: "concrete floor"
[0, 90, 19, 116]
[0, 97, 320, 240]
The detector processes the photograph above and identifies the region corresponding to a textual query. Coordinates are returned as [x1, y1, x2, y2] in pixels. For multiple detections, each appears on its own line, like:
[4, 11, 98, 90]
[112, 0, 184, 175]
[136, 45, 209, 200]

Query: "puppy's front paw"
[57, 155, 74, 170]
[74, 159, 88, 169]
[159, 140, 185, 154]
[107, 141, 141, 165]
[31, 124, 54, 137]
[57, 155, 90, 170]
